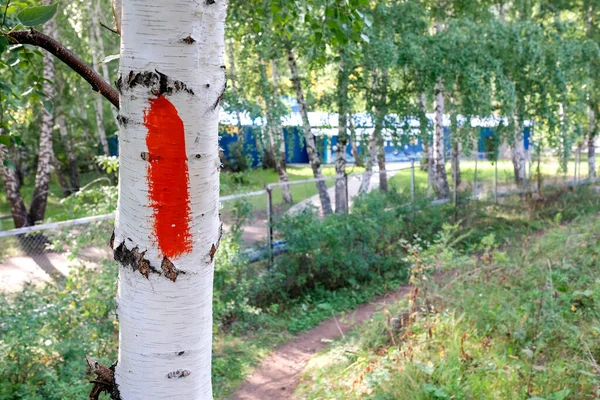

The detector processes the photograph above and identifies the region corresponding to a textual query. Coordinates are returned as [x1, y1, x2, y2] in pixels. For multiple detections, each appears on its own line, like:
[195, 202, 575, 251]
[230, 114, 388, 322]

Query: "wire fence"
[1, 148, 598, 291]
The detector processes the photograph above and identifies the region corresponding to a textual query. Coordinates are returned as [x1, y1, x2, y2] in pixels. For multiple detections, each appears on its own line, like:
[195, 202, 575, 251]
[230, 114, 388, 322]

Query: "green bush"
[255, 191, 453, 304]
[0, 262, 118, 400]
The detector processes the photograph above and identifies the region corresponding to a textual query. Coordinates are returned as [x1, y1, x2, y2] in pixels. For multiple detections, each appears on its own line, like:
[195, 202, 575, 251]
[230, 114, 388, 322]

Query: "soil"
[231, 286, 411, 400]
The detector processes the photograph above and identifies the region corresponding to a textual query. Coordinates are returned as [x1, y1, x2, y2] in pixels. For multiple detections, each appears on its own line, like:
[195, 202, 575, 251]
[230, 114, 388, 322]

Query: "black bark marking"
[166, 369, 191, 379]
[113, 242, 159, 279]
[194, 154, 202, 159]
[182, 35, 196, 44]
[209, 244, 217, 262]
[116, 115, 129, 126]
[161, 257, 184, 282]
[119, 70, 194, 97]
[206, 0, 216, 4]
[212, 80, 227, 110]
[115, 76, 123, 94]
[87, 357, 121, 400]
[178, 351, 185, 356]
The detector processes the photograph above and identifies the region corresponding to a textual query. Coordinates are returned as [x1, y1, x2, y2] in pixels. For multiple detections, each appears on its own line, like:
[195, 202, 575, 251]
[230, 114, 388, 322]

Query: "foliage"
[297, 210, 600, 400]
[0, 261, 118, 400]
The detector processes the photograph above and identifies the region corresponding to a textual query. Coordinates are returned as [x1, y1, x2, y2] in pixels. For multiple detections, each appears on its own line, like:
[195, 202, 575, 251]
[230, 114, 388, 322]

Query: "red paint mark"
[143, 96, 192, 258]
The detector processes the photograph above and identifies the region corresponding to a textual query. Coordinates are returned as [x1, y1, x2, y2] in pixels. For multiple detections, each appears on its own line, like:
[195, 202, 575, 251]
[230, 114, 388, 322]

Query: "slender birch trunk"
[270, 60, 292, 204]
[348, 115, 363, 167]
[89, 14, 110, 156]
[419, 92, 433, 185]
[227, 39, 244, 131]
[335, 60, 349, 213]
[51, 153, 71, 197]
[56, 110, 80, 191]
[511, 112, 526, 186]
[361, 70, 388, 193]
[28, 4, 56, 224]
[287, 47, 332, 215]
[360, 127, 378, 193]
[111, 1, 226, 398]
[0, 143, 29, 228]
[93, 0, 118, 122]
[451, 141, 461, 188]
[587, 5, 597, 180]
[432, 79, 450, 198]
[377, 71, 389, 192]
[589, 106, 596, 180]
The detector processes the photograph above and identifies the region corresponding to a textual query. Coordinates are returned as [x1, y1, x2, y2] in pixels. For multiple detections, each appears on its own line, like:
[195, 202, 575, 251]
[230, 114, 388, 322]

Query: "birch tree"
[4, 0, 226, 398]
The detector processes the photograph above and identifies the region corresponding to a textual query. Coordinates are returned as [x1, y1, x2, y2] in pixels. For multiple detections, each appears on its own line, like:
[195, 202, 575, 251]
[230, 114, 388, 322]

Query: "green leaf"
[17, 3, 58, 27]
[360, 33, 370, 43]
[100, 54, 120, 65]
[3, 159, 15, 169]
[0, 135, 10, 146]
[0, 36, 8, 55]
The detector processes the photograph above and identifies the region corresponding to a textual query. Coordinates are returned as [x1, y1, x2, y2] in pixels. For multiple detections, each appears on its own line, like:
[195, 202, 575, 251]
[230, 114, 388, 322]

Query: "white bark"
[29, 1, 56, 224]
[113, 1, 226, 398]
[432, 79, 450, 199]
[511, 113, 526, 186]
[89, 15, 110, 156]
[589, 107, 597, 180]
[287, 47, 332, 214]
[269, 60, 292, 204]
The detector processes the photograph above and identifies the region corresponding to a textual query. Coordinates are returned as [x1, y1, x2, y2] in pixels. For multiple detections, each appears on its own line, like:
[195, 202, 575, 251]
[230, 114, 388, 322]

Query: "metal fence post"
[265, 185, 274, 266]
[494, 160, 498, 204]
[411, 159, 415, 205]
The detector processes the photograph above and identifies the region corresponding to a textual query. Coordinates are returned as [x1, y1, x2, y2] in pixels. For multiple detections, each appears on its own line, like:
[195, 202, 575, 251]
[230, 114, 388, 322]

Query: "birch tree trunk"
[89, 13, 110, 156]
[432, 79, 450, 199]
[270, 60, 292, 204]
[0, 144, 29, 228]
[335, 61, 349, 213]
[451, 141, 461, 189]
[227, 39, 244, 131]
[92, 0, 119, 122]
[360, 127, 378, 193]
[111, 1, 226, 398]
[511, 112, 526, 186]
[348, 115, 363, 167]
[56, 110, 80, 191]
[419, 92, 433, 187]
[589, 106, 596, 180]
[377, 71, 389, 192]
[51, 153, 71, 197]
[287, 47, 332, 215]
[28, 5, 56, 224]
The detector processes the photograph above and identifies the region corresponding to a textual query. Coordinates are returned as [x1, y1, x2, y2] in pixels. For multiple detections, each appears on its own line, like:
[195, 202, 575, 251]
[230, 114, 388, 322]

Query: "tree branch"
[100, 21, 119, 35]
[8, 29, 120, 109]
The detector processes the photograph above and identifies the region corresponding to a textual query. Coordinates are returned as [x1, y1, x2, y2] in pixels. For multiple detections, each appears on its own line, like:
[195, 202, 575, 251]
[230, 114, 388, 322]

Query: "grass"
[296, 203, 600, 399]
[389, 158, 600, 195]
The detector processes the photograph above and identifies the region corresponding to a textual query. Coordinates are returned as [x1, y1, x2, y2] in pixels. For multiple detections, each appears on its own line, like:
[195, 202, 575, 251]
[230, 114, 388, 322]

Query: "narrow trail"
[231, 286, 411, 400]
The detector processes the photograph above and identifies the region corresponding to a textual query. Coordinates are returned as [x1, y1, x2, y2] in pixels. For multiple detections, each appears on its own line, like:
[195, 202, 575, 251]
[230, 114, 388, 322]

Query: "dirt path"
[231, 286, 411, 400]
